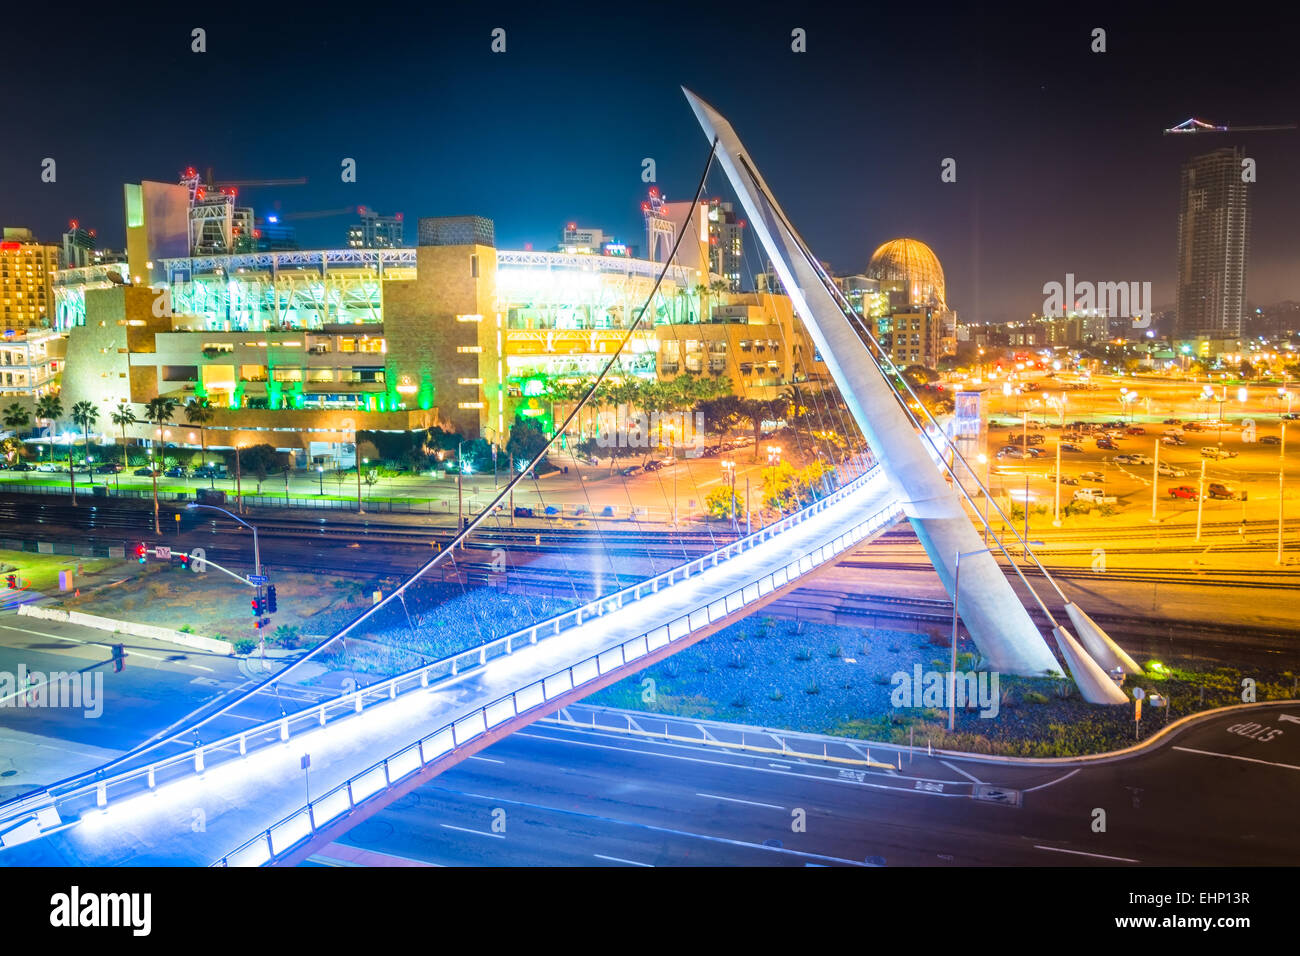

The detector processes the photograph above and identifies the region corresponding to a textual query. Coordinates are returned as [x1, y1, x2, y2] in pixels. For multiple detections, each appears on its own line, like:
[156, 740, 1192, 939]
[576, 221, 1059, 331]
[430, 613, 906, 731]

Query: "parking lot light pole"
[1278, 421, 1288, 565]
[1196, 458, 1206, 542]
[1053, 438, 1062, 527]
[1150, 436, 1160, 524]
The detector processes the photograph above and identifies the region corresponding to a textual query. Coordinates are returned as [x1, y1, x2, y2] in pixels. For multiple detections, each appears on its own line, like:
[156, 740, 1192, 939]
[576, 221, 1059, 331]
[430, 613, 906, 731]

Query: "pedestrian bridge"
[0, 465, 903, 866]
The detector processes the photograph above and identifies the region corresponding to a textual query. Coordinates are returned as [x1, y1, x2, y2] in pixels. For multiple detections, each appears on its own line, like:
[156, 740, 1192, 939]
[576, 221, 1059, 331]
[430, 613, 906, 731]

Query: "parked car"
[1115, 454, 1153, 466]
[1207, 482, 1237, 500]
[643, 460, 664, 472]
[1060, 443, 1082, 452]
[1023, 447, 1045, 458]
[1168, 485, 1199, 501]
[94, 462, 123, 474]
[1163, 418, 1182, 425]
[1156, 463, 1187, 478]
[1096, 438, 1118, 450]
[512, 506, 534, 518]
[997, 448, 1028, 459]
[193, 465, 227, 479]
[9, 462, 33, 472]
[1284, 412, 1300, 421]
[165, 466, 189, 478]
[1073, 487, 1116, 505]
[1079, 471, 1105, 482]
[1046, 473, 1079, 485]
[1260, 435, 1282, 445]
[1126, 426, 1146, 435]
[1161, 435, 1186, 446]
[620, 465, 642, 476]
[134, 467, 162, 477]
[1200, 446, 1236, 459]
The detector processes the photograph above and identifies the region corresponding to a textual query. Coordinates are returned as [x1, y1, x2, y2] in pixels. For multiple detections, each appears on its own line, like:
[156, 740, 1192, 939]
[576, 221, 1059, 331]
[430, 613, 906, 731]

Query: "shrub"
[794, 647, 812, 661]
[805, 681, 821, 695]
[769, 688, 784, 701]
[730, 696, 748, 709]
[233, 638, 256, 655]
[873, 673, 892, 685]
[828, 645, 842, 659]
[1024, 691, 1050, 705]
[888, 644, 901, 653]
[178, 624, 194, 634]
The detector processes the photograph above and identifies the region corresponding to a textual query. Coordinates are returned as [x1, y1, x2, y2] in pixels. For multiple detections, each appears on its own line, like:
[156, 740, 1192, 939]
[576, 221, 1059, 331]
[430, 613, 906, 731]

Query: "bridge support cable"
[39, 137, 727, 784]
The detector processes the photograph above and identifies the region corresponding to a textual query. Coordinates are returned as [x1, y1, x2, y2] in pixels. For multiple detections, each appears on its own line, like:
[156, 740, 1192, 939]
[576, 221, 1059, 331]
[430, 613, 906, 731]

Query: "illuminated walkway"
[0, 467, 902, 866]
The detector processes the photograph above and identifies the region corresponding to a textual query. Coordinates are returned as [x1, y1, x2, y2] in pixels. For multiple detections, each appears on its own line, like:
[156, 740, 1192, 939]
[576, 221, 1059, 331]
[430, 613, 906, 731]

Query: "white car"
[1200, 446, 1236, 459]
[1157, 463, 1187, 478]
[1115, 454, 1154, 466]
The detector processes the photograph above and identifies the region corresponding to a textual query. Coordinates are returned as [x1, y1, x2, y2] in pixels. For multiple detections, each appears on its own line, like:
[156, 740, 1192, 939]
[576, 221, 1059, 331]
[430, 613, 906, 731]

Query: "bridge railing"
[215, 496, 905, 866]
[0, 465, 896, 848]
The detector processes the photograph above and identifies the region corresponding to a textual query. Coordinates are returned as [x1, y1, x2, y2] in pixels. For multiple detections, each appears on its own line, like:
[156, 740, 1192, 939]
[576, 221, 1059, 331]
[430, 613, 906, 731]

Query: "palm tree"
[35, 394, 62, 465]
[71, 400, 99, 473]
[144, 397, 178, 534]
[184, 398, 214, 468]
[3, 403, 31, 433]
[67, 401, 98, 505]
[110, 402, 136, 492]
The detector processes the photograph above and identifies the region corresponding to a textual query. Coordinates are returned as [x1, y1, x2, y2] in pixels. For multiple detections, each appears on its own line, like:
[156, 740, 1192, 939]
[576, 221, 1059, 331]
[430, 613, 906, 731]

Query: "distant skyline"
[3, 5, 1298, 324]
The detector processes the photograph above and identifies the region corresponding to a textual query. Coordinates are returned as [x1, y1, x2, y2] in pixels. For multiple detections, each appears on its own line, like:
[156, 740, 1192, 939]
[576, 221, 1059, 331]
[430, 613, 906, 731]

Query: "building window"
[470, 254, 479, 279]
[457, 346, 483, 354]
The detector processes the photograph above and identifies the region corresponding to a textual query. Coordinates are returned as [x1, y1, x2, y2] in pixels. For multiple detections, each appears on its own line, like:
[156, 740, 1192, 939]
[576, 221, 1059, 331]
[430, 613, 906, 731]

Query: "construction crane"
[1164, 117, 1296, 135]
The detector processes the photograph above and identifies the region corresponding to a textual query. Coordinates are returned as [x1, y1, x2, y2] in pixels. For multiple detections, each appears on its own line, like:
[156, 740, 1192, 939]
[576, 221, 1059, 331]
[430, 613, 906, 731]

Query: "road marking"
[1172, 746, 1300, 771]
[440, 823, 504, 839]
[697, 792, 785, 810]
[467, 755, 505, 764]
[0, 623, 190, 667]
[1023, 769, 1080, 792]
[940, 760, 983, 784]
[442, 787, 869, 866]
[1034, 845, 1140, 863]
[594, 853, 653, 867]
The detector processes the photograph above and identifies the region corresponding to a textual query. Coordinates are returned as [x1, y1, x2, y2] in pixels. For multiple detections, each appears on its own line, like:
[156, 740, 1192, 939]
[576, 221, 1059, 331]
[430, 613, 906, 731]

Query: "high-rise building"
[348, 207, 404, 249]
[1176, 147, 1249, 339]
[1, 228, 59, 330]
[643, 191, 745, 291]
[254, 215, 299, 252]
[61, 222, 96, 270]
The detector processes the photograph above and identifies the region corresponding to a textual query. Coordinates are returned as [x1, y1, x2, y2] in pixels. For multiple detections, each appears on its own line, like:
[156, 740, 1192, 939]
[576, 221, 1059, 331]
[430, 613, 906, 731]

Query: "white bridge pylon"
[684, 88, 1130, 703]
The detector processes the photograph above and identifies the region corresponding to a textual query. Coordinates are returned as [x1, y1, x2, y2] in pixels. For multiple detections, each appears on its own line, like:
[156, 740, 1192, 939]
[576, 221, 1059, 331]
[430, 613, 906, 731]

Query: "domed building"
[866, 238, 947, 311]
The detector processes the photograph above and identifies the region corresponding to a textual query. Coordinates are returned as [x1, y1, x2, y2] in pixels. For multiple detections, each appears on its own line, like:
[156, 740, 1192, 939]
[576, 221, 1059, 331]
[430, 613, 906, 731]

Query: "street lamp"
[317, 465, 324, 495]
[976, 452, 990, 544]
[186, 503, 261, 578]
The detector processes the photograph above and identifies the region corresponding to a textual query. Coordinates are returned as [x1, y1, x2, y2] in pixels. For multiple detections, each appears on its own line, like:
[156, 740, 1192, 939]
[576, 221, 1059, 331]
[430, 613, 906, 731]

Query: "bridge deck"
[1, 470, 901, 866]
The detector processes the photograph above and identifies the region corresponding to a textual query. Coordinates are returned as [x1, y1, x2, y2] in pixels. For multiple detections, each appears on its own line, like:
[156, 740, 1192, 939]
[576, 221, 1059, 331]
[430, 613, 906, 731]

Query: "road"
[313, 701, 1300, 866]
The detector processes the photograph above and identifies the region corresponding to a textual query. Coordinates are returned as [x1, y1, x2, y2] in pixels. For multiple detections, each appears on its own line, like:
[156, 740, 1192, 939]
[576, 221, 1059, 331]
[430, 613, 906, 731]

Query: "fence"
[0, 466, 902, 863]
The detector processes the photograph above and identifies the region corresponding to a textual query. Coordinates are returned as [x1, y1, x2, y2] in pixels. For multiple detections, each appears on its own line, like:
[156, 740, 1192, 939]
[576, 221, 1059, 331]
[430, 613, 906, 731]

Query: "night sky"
[4, 3, 1298, 323]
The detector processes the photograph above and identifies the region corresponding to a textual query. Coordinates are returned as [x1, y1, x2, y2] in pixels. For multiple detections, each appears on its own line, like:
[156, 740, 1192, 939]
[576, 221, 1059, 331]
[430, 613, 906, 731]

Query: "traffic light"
[251, 597, 262, 617]
[136, 542, 148, 564]
[4, 574, 15, 589]
[266, 585, 277, 614]
[111, 643, 125, 673]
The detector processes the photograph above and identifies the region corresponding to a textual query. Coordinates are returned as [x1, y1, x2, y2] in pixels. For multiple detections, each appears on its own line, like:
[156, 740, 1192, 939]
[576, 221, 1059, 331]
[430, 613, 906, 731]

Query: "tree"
[184, 398, 214, 468]
[35, 394, 62, 465]
[71, 400, 99, 464]
[704, 485, 745, 520]
[506, 415, 549, 472]
[2, 403, 31, 433]
[143, 397, 178, 534]
[110, 402, 136, 490]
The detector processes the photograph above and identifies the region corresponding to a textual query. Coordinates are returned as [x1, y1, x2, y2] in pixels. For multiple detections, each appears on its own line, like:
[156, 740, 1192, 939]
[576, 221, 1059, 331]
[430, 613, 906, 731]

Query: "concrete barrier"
[17, 605, 234, 655]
